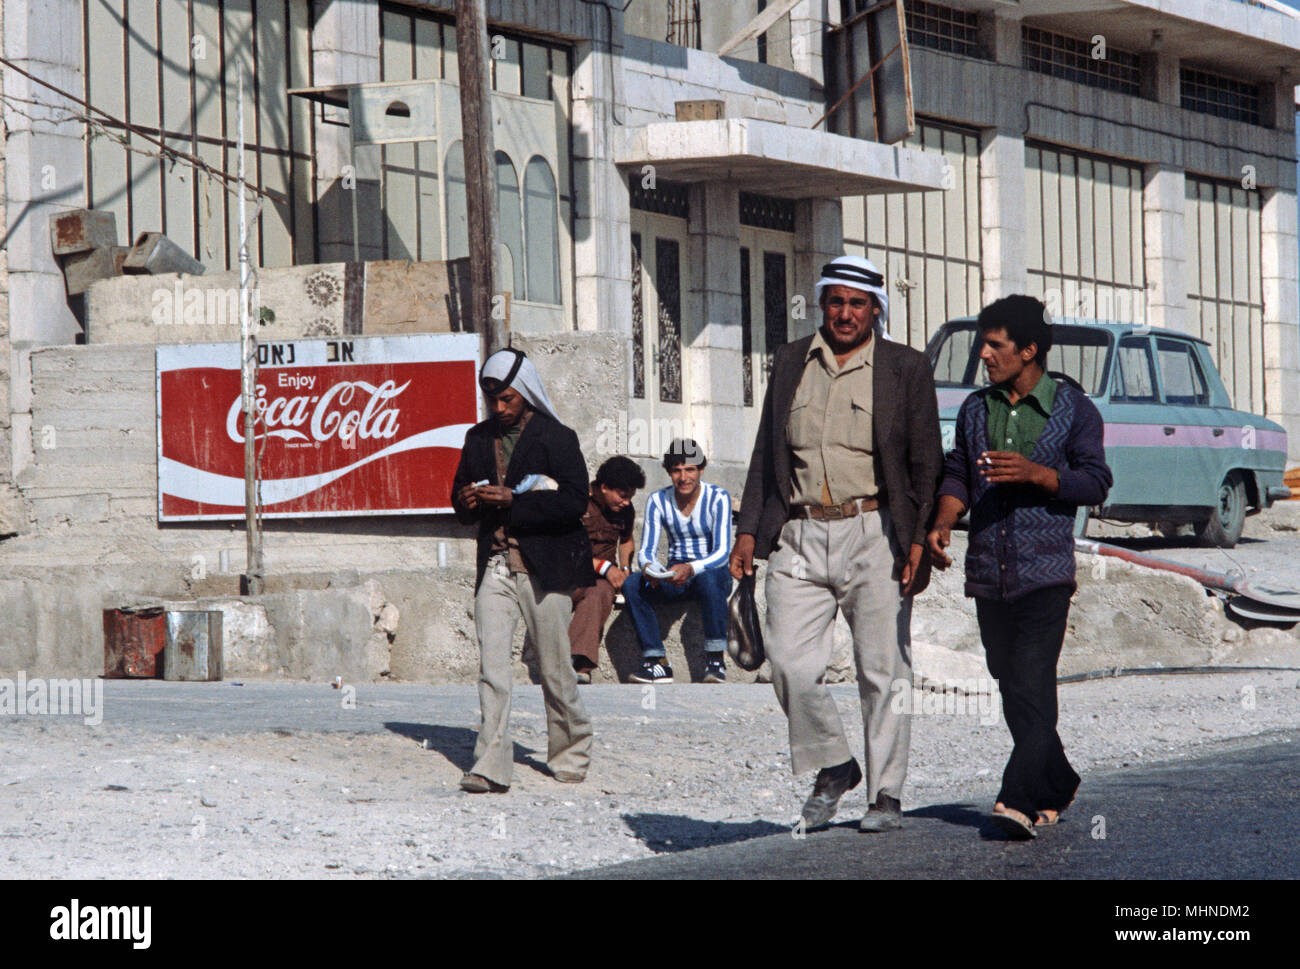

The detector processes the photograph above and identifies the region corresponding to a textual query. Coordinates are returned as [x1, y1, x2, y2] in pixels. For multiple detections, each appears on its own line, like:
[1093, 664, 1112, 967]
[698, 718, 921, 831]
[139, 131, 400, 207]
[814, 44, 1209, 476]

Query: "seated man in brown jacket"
[570, 456, 646, 683]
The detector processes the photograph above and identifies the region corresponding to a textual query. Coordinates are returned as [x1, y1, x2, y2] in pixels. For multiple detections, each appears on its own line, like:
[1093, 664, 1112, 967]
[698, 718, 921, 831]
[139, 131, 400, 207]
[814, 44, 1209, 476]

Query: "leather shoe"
[459, 772, 508, 794]
[800, 757, 862, 829]
[858, 793, 902, 833]
[552, 770, 586, 784]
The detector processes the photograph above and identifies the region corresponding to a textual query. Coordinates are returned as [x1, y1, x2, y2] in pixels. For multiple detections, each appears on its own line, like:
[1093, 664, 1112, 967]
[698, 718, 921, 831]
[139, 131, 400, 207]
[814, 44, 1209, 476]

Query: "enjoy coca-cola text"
[225, 378, 408, 445]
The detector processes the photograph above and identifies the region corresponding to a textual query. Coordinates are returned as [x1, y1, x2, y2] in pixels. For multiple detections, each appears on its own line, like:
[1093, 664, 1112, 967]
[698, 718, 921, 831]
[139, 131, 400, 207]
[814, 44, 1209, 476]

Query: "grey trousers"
[765, 509, 913, 802]
[471, 555, 593, 786]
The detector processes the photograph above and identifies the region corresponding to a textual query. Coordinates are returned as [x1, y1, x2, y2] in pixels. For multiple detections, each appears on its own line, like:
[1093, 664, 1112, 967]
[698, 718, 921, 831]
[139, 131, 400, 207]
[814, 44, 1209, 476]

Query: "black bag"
[726, 569, 765, 671]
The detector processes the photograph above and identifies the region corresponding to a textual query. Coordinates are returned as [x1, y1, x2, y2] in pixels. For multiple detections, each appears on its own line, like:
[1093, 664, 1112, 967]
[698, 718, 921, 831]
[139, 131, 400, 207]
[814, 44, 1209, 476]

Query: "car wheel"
[1195, 471, 1247, 548]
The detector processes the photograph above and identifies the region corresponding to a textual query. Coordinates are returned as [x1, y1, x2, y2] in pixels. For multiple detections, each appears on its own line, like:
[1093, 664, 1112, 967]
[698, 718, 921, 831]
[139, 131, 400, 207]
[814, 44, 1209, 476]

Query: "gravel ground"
[1088, 503, 1300, 587]
[3, 672, 1298, 879]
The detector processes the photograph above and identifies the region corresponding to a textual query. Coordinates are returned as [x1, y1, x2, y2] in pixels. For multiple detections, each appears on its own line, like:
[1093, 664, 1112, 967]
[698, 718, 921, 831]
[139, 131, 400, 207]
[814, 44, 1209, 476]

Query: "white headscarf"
[815, 255, 891, 340]
[479, 348, 558, 421]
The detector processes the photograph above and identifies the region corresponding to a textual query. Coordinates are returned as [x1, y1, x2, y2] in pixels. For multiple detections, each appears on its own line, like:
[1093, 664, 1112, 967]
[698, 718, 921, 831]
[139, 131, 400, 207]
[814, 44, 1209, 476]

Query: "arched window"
[444, 140, 468, 261]
[523, 156, 560, 305]
[496, 151, 525, 301]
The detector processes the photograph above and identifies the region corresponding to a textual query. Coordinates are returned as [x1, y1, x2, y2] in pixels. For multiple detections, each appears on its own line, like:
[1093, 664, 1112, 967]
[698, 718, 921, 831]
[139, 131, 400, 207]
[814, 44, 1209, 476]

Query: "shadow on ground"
[384, 721, 545, 775]
[904, 802, 988, 830]
[620, 812, 788, 853]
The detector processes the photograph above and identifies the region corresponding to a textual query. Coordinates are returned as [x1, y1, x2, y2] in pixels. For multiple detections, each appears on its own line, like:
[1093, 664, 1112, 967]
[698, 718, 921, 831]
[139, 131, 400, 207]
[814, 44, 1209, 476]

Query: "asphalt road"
[571, 729, 1300, 879]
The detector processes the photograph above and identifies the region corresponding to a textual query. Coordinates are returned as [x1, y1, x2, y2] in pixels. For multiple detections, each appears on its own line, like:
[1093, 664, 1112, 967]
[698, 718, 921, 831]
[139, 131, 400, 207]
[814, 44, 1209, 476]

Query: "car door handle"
[1212, 428, 1224, 437]
[1163, 426, 1175, 436]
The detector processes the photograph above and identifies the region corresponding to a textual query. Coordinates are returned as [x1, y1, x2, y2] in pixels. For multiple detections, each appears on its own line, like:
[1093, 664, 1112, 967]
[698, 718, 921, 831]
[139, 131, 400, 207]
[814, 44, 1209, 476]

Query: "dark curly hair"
[594, 455, 646, 492]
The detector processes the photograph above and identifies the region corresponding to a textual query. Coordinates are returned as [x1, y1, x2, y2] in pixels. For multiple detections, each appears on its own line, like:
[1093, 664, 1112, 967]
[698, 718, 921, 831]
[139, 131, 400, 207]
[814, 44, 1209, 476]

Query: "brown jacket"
[737, 332, 944, 591]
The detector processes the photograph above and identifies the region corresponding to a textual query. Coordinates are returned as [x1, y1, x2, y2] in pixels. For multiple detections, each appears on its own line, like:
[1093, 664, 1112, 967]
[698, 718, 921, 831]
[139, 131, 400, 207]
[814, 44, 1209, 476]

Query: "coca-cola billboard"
[156, 335, 481, 520]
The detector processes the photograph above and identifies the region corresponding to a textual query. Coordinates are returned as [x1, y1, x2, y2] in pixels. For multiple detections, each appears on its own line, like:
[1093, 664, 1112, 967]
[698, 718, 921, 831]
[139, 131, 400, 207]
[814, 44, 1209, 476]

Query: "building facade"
[1, 0, 1298, 526]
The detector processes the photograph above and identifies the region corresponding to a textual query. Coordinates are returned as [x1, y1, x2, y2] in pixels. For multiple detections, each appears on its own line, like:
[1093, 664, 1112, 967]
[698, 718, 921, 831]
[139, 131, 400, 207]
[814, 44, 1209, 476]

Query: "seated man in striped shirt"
[622, 438, 733, 684]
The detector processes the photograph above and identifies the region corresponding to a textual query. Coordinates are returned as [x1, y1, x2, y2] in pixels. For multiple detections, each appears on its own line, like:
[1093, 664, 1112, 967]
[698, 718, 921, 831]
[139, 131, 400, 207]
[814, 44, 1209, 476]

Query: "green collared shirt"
[986, 372, 1057, 457]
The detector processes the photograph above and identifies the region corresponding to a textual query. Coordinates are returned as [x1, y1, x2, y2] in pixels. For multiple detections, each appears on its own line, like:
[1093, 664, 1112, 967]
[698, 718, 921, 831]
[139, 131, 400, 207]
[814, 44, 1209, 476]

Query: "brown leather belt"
[790, 497, 881, 521]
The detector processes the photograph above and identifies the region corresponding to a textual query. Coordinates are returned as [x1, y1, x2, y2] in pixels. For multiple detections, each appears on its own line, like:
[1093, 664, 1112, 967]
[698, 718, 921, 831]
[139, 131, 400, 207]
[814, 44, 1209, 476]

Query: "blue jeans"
[620, 564, 733, 658]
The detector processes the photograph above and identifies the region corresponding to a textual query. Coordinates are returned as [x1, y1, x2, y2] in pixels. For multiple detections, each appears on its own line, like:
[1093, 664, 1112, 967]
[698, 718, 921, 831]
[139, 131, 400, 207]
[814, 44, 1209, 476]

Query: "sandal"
[1035, 793, 1076, 827]
[990, 805, 1037, 840]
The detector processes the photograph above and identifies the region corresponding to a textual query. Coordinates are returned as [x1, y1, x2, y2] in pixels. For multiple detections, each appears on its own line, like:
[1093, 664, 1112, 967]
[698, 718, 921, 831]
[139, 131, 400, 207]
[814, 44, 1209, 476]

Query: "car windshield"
[926, 322, 1112, 396]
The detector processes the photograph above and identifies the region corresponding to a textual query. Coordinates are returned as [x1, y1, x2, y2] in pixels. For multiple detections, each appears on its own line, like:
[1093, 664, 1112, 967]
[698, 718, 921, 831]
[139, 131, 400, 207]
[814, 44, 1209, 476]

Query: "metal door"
[739, 226, 795, 449]
[629, 212, 692, 460]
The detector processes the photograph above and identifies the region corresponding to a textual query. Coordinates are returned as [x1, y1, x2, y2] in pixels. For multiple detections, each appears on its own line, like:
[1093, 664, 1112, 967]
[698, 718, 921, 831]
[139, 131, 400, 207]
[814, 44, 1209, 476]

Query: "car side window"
[1112, 338, 1157, 402]
[1156, 339, 1210, 406]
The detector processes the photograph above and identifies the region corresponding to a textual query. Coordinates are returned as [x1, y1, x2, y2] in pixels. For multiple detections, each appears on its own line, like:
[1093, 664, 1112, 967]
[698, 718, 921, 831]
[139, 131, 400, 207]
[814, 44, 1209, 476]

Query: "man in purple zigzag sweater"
[927, 295, 1112, 841]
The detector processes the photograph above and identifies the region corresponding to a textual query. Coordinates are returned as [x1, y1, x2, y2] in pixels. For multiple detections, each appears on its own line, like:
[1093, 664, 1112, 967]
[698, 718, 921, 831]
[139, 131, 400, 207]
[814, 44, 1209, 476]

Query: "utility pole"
[237, 72, 264, 595]
[455, 0, 506, 355]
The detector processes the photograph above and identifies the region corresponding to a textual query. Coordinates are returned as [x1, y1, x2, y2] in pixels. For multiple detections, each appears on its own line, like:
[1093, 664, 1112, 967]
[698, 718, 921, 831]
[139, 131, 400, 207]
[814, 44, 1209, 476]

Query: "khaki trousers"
[471, 555, 593, 786]
[764, 509, 913, 801]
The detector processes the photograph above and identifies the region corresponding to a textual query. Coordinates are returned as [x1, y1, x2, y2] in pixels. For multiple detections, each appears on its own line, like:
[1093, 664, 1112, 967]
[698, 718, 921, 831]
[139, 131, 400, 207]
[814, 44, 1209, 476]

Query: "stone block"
[7, 271, 80, 345]
[512, 330, 625, 472]
[1263, 320, 1300, 370]
[362, 259, 460, 333]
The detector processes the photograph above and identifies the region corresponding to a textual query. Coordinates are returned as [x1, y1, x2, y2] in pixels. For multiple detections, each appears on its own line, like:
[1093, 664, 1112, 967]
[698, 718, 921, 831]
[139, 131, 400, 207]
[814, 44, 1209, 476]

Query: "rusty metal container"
[50, 209, 118, 255]
[123, 232, 206, 276]
[162, 610, 223, 681]
[103, 606, 166, 677]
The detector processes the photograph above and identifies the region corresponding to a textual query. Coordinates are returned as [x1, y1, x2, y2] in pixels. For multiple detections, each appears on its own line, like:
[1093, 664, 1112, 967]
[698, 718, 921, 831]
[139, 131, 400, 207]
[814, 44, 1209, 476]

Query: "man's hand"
[729, 534, 756, 580]
[667, 563, 693, 587]
[926, 525, 953, 570]
[475, 484, 514, 508]
[457, 483, 482, 510]
[606, 566, 628, 591]
[978, 451, 1059, 493]
[899, 543, 926, 596]
[926, 494, 966, 572]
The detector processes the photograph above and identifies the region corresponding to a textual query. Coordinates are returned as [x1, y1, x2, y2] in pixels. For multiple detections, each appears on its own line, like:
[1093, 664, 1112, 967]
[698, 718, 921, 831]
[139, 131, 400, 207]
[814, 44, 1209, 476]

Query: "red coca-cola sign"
[156, 335, 480, 520]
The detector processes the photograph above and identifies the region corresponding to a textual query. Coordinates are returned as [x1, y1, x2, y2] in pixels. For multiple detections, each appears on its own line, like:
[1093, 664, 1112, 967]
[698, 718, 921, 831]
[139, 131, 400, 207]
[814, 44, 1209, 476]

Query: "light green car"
[926, 319, 1291, 548]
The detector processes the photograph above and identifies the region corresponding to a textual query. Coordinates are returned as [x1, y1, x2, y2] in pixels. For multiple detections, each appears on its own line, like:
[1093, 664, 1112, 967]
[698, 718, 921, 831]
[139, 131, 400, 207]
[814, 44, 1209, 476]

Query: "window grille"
[1180, 67, 1262, 125]
[739, 193, 796, 232]
[629, 176, 690, 218]
[904, 1, 981, 58]
[1184, 175, 1264, 412]
[1022, 27, 1141, 95]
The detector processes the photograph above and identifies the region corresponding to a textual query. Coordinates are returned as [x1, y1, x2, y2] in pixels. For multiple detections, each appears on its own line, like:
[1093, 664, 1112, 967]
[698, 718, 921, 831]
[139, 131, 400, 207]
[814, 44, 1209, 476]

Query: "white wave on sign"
[161, 423, 474, 507]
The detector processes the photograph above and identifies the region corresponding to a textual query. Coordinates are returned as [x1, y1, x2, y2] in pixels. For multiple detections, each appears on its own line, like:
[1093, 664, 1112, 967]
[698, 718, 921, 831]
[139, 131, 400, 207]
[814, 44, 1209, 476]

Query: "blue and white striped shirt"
[637, 482, 733, 575]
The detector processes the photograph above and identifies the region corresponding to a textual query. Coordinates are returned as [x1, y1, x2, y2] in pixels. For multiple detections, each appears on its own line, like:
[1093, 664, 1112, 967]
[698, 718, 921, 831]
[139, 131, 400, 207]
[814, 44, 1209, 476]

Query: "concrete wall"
[6, 529, 1298, 684]
[0, 327, 625, 676]
[2, 0, 84, 527]
[619, 34, 822, 129]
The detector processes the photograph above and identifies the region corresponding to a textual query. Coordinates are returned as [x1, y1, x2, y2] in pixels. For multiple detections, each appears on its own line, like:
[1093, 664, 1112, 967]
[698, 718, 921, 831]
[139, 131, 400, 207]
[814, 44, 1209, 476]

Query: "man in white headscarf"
[731, 254, 943, 834]
[814, 254, 892, 341]
[451, 348, 595, 792]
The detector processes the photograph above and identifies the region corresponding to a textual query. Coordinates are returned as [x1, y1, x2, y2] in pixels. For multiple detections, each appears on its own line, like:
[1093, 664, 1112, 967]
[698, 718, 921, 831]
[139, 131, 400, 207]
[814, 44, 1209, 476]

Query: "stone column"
[792, 197, 841, 342]
[686, 182, 744, 468]
[1143, 164, 1189, 333]
[571, 3, 632, 339]
[979, 128, 1028, 303]
[311, 0, 380, 263]
[788, 0, 825, 80]
[981, 10, 1021, 66]
[1140, 50, 1181, 107]
[3, 0, 85, 492]
[1261, 187, 1300, 460]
